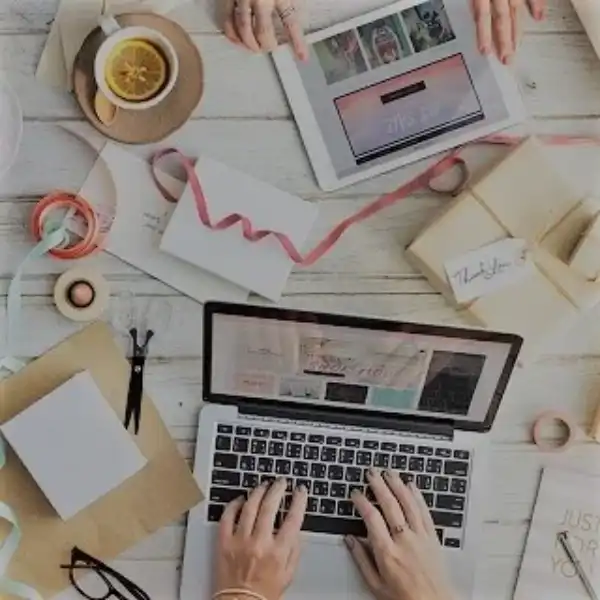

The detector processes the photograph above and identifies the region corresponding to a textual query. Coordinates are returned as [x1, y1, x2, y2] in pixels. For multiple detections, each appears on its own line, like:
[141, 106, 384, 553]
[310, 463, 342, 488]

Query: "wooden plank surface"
[4, 1, 600, 599]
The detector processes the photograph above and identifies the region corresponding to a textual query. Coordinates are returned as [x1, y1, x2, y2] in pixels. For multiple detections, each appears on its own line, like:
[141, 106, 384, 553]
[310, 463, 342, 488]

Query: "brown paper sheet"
[0, 322, 202, 597]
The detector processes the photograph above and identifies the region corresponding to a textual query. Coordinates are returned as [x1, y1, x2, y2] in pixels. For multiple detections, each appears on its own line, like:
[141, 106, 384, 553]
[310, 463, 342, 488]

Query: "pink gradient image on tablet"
[334, 54, 483, 162]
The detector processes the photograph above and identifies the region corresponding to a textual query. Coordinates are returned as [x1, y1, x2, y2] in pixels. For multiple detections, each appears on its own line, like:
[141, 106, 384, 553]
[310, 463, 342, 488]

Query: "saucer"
[73, 13, 203, 144]
[0, 78, 23, 179]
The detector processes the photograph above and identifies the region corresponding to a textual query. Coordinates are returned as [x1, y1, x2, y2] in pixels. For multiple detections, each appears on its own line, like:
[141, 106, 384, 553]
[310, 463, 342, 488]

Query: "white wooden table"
[6, 1, 600, 598]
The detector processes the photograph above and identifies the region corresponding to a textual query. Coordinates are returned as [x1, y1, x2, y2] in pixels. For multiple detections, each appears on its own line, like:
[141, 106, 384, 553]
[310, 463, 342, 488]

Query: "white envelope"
[78, 142, 249, 304]
[159, 156, 319, 302]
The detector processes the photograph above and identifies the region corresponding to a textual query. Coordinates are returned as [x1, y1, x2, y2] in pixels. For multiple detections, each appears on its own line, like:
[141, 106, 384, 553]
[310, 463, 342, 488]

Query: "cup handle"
[99, 15, 121, 37]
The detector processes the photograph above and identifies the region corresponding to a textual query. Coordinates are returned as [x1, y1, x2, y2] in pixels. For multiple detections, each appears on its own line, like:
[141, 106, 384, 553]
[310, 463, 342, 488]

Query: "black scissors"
[124, 327, 155, 434]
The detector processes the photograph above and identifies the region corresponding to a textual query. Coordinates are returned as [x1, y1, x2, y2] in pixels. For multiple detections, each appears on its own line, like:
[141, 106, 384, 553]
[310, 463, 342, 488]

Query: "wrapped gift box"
[406, 137, 600, 359]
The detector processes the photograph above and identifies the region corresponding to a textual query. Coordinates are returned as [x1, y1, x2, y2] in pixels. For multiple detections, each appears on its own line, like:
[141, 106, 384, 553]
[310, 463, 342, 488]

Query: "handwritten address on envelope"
[443, 238, 532, 304]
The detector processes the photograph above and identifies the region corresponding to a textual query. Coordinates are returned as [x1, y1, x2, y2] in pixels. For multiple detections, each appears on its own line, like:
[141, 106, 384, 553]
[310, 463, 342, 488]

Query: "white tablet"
[272, 0, 525, 191]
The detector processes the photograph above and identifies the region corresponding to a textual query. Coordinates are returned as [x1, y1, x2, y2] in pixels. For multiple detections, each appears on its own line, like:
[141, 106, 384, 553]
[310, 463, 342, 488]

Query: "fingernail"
[385, 470, 395, 479]
[296, 484, 307, 494]
[351, 489, 360, 498]
[345, 535, 355, 548]
[368, 467, 376, 477]
[479, 44, 489, 55]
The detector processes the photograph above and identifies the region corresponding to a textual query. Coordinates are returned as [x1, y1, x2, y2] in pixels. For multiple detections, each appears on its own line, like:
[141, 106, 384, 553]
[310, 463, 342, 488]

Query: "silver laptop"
[181, 302, 522, 600]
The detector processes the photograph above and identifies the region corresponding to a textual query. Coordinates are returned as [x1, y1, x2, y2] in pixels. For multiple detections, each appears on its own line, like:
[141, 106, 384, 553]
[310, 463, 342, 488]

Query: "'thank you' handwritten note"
[444, 238, 531, 304]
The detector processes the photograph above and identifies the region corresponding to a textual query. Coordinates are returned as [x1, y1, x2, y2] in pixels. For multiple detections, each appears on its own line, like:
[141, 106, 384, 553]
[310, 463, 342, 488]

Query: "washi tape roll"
[53, 267, 109, 322]
[532, 411, 577, 452]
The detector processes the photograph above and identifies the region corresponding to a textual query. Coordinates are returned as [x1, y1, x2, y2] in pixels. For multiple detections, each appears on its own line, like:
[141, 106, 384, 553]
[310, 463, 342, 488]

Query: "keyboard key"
[426, 459, 443, 474]
[339, 449, 355, 464]
[319, 499, 336, 515]
[217, 424, 233, 434]
[356, 451, 372, 466]
[409, 457, 425, 472]
[423, 492, 434, 508]
[328, 465, 344, 481]
[253, 428, 269, 438]
[381, 442, 397, 452]
[363, 440, 379, 450]
[233, 438, 249, 453]
[286, 443, 302, 459]
[431, 510, 463, 529]
[307, 497, 319, 513]
[293, 461, 309, 477]
[296, 478, 312, 493]
[257, 457, 274, 473]
[436, 528, 444, 543]
[400, 473, 415, 484]
[454, 450, 470, 460]
[348, 484, 364, 496]
[445, 461, 469, 477]
[436, 494, 465, 512]
[434, 476, 449, 492]
[321, 447, 338, 462]
[345, 467, 362, 483]
[260, 475, 276, 486]
[435, 448, 452, 458]
[275, 459, 291, 476]
[392, 455, 407, 470]
[398, 444, 415, 454]
[302, 515, 367, 537]
[286, 479, 293, 493]
[444, 538, 461, 548]
[240, 455, 256, 471]
[416, 474, 432, 490]
[418, 446, 434, 456]
[308, 434, 325, 444]
[208, 503, 225, 522]
[251, 440, 267, 455]
[304, 445, 320, 460]
[291, 432, 306, 442]
[214, 453, 238, 470]
[268, 441, 285, 456]
[212, 470, 241, 487]
[210, 487, 245, 503]
[236, 426, 251, 436]
[311, 463, 327, 479]
[242, 473, 259, 489]
[451, 478, 467, 495]
[326, 436, 342, 446]
[215, 436, 232, 451]
[314, 481, 329, 496]
[284, 494, 293, 510]
[272, 430, 288, 440]
[337, 500, 354, 517]
[331, 483, 347, 498]
[374, 453, 390, 468]
[345, 438, 360, 448]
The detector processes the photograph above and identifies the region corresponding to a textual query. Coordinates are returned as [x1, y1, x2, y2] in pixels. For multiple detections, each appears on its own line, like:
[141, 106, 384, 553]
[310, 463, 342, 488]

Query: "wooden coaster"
[73, 13, 203, 144]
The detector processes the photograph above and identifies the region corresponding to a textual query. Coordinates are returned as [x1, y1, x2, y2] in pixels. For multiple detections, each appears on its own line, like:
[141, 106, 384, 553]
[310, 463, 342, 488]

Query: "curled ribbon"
[0, 437, 42, 600]
[150, 134, 600, 268]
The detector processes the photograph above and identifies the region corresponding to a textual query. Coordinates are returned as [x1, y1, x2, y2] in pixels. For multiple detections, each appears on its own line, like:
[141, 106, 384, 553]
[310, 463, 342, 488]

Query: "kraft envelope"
[159, 156, 319, 301]
[0, 323, 202, 597]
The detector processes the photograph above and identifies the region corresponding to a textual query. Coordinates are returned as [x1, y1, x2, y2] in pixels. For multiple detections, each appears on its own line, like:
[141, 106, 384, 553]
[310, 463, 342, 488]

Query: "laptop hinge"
[237, 402, 454, 442]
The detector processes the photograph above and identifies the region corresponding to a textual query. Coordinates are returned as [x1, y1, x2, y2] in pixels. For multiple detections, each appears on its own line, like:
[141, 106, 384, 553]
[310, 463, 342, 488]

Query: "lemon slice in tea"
[105, 39, 168, 103]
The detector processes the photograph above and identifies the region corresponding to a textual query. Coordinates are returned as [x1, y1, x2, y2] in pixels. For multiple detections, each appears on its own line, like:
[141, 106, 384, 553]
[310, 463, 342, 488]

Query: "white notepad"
[160, 157, 319, 302]
[0, 371, 146, 520]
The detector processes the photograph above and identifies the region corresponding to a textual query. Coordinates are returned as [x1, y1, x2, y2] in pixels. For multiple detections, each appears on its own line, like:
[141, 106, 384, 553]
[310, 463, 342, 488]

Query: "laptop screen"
[207, 305, 521, 430]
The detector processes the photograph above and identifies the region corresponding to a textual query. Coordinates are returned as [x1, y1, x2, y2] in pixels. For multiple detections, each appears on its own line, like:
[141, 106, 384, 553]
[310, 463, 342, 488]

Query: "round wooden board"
[73, 13, 204, 144]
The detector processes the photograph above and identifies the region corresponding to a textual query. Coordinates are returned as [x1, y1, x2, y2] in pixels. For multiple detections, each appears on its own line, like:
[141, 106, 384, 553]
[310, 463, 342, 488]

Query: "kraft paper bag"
[0, 322, 202, 597]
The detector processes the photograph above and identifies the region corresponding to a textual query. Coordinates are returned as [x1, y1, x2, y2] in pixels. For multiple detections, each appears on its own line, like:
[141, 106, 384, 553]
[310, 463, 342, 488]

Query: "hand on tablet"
[472, 0, 545, 64]
[224, 0, 309, 61]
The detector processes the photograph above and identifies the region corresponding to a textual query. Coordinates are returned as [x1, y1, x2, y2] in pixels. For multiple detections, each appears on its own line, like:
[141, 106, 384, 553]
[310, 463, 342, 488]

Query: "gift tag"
[444, 238, 531, 304]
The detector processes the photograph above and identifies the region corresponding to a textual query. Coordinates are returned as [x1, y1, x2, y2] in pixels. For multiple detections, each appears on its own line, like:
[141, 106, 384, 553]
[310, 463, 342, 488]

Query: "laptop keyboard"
[208, 423, 471, 550]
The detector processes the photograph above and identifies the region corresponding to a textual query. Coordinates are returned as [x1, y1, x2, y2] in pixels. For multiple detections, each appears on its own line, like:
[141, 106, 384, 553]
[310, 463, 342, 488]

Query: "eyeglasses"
[60, 546, 150, 600]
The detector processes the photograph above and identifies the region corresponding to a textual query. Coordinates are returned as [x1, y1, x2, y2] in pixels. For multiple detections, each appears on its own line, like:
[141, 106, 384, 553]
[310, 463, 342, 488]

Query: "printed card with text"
[515, 468, 600, 600]
[443, 238, 532, 304]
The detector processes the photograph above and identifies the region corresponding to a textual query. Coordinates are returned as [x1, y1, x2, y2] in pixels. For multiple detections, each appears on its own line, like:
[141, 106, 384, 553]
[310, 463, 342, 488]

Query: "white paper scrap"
[444, 238, 532, 304]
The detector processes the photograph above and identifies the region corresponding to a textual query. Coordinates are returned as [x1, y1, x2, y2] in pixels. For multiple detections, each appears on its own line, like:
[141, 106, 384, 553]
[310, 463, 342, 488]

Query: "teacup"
[94, 16, 179, 111]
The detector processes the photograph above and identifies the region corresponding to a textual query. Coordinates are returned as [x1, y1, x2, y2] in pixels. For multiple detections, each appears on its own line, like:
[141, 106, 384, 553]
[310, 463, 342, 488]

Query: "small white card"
[0, 371, 146, 520]
[444, 238, 531, 304]
[160, 156, 319, 302]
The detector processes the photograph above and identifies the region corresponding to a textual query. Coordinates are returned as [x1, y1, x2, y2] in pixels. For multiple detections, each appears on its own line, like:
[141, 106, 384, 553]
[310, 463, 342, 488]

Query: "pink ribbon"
[151, 134, 600, 268]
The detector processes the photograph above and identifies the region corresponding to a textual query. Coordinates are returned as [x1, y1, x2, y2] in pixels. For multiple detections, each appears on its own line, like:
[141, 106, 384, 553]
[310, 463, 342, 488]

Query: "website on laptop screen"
[211, 314, 513, 423]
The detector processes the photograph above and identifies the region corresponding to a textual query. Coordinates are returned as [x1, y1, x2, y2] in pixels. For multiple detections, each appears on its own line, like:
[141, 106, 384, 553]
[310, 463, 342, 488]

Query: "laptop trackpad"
[288, 537, 371, 600]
